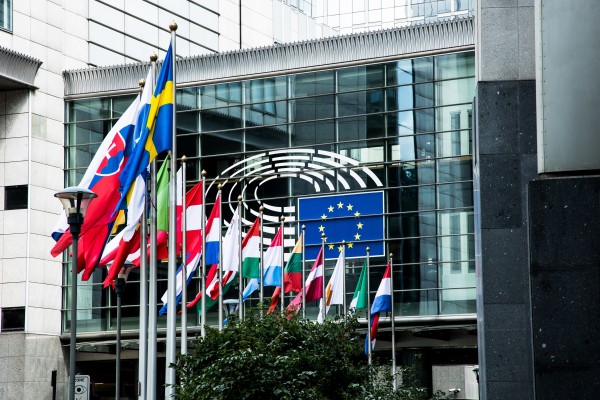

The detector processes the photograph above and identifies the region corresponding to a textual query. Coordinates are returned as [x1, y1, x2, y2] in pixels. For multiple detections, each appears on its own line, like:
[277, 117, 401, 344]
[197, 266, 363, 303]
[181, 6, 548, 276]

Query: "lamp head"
[54, 187, 97, 217]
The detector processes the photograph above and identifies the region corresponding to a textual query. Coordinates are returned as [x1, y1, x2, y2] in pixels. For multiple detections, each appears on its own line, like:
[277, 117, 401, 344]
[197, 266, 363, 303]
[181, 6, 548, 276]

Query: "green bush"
[172, 307, 441, 400]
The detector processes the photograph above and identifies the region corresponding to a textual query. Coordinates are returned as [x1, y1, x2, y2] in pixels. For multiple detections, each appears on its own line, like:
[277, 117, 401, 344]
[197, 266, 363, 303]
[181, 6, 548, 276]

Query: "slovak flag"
[365, 261, 392, 354]
[50, 69, 154, 280]
[205, 193, 221, 265]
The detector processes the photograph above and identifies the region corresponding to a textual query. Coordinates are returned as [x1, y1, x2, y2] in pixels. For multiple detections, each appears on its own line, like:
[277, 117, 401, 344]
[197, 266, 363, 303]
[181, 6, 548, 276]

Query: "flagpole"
[280, 215, 285, 313]
[137, 79, 148, 400]
[165, 21, 178, 400]
[238, 195, 244, 321]
[341, 240, 346, 317]
[366, 247, 372, 366]
[321, 233, 326, 322]
[200, 170, 207, 337]
[301, 225, 306, 319]
[217, 183, 224, 331]
[146, 53, 158, 400]
[181, 155, 188, 355]
[389, 253, 397, 390]
[259, 206, 264, 314]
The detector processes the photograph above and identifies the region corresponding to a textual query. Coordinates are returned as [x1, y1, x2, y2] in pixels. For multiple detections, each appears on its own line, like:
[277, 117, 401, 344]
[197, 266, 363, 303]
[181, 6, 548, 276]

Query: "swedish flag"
[114, 44, 174, 217]
[298, 191, 384, 260]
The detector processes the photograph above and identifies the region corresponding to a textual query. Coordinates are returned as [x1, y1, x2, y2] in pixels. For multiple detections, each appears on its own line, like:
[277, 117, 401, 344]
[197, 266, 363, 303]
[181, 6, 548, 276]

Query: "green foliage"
[172, 307, 438, 400]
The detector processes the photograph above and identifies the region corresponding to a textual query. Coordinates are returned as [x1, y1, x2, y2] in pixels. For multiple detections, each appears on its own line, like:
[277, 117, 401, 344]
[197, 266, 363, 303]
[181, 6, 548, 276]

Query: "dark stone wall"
[529, 177, 600, 400]
[474, 80, 537, 400]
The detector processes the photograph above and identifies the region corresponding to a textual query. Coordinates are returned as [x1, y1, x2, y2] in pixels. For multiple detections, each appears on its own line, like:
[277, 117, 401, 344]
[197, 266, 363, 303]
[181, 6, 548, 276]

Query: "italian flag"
[349, 260, 368, 310]
[241, 217, 261, 279]
[283, 233, 303, 293]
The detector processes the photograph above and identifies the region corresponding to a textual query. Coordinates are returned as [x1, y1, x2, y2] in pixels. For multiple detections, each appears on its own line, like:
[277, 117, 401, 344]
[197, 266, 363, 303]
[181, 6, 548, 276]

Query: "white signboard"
[75, 375, 90, 400]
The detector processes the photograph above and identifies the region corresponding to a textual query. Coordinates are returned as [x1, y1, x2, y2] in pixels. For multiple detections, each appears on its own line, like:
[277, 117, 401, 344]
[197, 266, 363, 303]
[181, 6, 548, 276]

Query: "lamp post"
[54, 187, 97, 400]
[114, 272, 127, 400]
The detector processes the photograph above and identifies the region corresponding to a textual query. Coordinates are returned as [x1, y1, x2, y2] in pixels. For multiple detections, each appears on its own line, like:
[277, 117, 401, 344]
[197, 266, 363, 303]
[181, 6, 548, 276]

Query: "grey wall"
[537, 0, 600, 172]
[528, 177, 600, 399]
[474, 80, 537, 400]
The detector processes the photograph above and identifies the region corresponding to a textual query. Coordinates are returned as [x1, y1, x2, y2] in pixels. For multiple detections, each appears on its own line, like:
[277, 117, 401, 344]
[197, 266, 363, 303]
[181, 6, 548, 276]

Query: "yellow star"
[321, 214, 327, 220]
[337, 201, 344, 209]
[354, 233, 361, 240]
[347, 242, 354, 248]
[328, 244, 334, 250]
[318, 225, 325, 232]
[354, 211, 361, 217]
[347, 204, 353, 211]
[357, 222, 363, 229]
[338, 245, 344, 252]
[328, 205, 334, 212]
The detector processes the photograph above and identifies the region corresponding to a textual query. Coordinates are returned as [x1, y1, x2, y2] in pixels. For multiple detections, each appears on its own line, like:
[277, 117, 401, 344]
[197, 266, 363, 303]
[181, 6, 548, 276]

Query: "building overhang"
[0, 46, 42, 90]
[63, 16, 474, 98]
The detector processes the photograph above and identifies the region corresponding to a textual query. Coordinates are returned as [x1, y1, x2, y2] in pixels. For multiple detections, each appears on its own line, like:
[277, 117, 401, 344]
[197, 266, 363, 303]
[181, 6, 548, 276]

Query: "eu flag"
[298, 191, 384, 260]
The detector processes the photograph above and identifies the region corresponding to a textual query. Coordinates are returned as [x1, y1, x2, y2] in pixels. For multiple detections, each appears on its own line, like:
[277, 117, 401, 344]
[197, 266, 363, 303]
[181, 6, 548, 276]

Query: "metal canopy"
[0, 46, 42, 90]
[64, 16, 474, 97]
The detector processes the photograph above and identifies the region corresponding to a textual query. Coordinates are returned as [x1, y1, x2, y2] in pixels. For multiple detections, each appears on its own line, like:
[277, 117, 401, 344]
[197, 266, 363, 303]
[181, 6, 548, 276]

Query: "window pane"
[437, 182, 473, 209]
[200, 107, 242, 132]
[201, 129, 242, 156]
[1, 307, 25, 332]
[291, 70, 334, 97]
[290, 96, 334, 122]
[435, 52, 475, 80]
[337, 64, 385, 92]
[5, 185, 27, 210]
[337, 90, 385, 117]
[387, 57, 434, 86]
[0, 0, 12, 31]
[437, 156, 473, 183]
[291, 120, 334, 147]
[435, 77, 475, 106]
[246, 125, 290, 151]
[68, 98, 111, 122]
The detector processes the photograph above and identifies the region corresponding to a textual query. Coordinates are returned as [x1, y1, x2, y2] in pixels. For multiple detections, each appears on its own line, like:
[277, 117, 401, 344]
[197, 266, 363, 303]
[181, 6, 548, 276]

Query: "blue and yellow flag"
[298, 191, 384, 260]
[113, 43, 174, 218]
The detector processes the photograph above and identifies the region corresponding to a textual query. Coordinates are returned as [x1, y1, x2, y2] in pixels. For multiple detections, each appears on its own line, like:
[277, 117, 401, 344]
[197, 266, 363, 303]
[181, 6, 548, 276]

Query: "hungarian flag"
[349, 260, 368, 310]
[283, 234, 303, 293]
[288, 247, 324, 311]
[241, 217, 260, 279]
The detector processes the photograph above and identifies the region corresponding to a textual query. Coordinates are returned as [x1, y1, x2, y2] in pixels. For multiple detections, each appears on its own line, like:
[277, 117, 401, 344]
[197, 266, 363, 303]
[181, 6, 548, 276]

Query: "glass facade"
[310, 0, 474, 34]
[64, 51, 475, 333]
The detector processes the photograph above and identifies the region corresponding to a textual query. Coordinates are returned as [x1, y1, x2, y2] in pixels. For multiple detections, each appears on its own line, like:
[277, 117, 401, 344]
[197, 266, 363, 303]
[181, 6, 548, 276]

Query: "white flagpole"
[181, 155, 188, 355]
[280, 216, 285, 313]
[217, 184, 224, 331]
[137, 79, 148, 400]
[366, 247, 372, 365]
[238, 195, 244, 321]
[259, 206, 264, 314]
[165, 21, 178, 400]
[146, 53, 158, 400]
[200, 170, 207, 337]
[341, 240, 346, 316]
[321, 233, 326, 322]
[301, 225, 306, 319]
[389, 253, 397, 390]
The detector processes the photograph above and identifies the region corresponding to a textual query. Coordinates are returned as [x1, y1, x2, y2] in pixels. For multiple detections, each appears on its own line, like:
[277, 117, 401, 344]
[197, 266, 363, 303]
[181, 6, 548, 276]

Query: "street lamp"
[114, 272, 127, 400]
[54, 187, 97, 400]
[223, 299, 239, 325]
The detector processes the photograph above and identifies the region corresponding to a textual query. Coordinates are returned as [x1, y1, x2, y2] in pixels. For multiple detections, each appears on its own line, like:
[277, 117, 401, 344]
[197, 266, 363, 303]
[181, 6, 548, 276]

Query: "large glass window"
[63, 51, 476, 332]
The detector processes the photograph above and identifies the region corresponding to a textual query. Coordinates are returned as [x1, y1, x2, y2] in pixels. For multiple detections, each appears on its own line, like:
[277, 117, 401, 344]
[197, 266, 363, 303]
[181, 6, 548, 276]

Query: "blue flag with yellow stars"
[298, 192, 384, 260]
